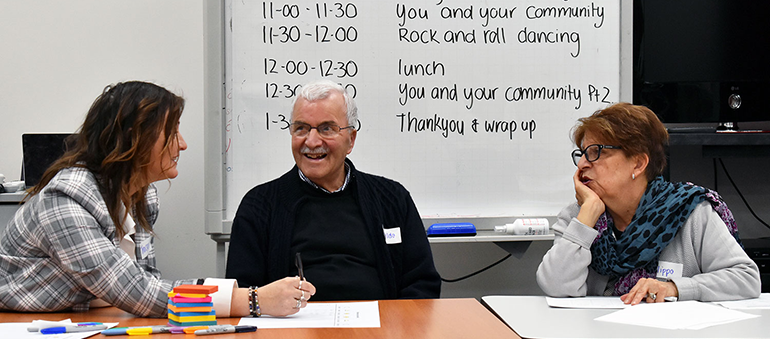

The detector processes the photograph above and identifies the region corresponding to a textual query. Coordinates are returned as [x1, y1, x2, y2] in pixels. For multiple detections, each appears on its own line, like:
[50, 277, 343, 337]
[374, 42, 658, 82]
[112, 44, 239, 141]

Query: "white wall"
[0, 0, 215, 280]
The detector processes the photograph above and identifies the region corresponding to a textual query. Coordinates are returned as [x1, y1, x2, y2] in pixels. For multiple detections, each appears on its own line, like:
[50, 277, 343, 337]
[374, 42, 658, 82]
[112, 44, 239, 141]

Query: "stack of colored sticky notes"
[167, 285, 218, 327]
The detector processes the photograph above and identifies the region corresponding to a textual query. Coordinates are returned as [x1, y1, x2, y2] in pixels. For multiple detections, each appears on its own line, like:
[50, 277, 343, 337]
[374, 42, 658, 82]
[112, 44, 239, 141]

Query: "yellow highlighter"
[126, 327, 153, 335]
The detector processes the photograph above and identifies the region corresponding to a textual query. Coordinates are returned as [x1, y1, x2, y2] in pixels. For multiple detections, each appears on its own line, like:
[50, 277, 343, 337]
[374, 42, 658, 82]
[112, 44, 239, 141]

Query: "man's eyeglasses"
[289, 122, 355, 138]
[571, 144, 622, 166]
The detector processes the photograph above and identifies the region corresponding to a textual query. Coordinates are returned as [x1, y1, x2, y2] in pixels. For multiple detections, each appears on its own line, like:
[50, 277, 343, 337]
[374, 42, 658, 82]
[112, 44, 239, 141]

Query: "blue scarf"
[589, 176, 741, 295]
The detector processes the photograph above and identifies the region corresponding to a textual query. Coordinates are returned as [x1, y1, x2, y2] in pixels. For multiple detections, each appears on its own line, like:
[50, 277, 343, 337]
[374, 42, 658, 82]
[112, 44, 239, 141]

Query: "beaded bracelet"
[248, 286, 261, 317]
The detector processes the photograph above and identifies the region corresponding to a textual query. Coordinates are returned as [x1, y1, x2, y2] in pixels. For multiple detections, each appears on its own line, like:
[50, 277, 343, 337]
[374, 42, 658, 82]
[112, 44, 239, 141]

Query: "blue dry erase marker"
[40, 324, 107, 334]
[27, 321, 103, 332]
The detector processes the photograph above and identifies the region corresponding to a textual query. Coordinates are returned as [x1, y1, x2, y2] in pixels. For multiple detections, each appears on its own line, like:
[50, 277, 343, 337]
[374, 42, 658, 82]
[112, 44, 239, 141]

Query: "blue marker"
[40, 324, 108, 334]
[27, 321, 102, 332]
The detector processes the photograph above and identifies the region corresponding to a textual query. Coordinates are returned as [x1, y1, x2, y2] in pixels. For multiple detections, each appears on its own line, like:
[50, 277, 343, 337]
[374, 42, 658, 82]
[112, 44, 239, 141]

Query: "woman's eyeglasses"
[571, 144, 622, 166]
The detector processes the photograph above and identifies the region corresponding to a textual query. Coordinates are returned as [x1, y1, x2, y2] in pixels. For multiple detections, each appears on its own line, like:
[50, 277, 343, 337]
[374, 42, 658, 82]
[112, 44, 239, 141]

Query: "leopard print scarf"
[589, 176, 741, 295]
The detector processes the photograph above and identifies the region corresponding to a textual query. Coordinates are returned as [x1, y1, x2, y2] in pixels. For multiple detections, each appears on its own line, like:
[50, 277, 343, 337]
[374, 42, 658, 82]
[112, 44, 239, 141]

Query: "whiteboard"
[221, 0, 621, 222]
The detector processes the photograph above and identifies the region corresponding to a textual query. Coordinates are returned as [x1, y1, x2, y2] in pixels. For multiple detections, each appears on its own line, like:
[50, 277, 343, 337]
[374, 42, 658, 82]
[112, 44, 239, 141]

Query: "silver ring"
[295, 299, 302, 309]
[298, 279, 303, 290]
[648, 292, 657, 301]
[301, 290, 306, 301]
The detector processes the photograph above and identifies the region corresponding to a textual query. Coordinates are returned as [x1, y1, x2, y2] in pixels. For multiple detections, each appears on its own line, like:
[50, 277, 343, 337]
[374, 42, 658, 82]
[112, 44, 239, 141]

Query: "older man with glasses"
[226, 79, 440, 317]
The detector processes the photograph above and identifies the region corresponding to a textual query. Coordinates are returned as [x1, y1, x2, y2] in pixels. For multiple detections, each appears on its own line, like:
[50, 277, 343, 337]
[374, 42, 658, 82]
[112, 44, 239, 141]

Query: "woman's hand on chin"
[573, 169, 604, 227]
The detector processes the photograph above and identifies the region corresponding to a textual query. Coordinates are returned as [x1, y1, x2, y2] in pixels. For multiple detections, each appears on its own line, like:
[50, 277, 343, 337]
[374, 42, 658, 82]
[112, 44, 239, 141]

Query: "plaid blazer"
[0, 167, 193, 317]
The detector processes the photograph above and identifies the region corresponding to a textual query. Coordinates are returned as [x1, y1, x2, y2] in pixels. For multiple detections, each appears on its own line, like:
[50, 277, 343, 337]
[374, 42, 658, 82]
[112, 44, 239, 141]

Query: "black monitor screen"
[637, 0, 769, 83]
[634, 0, 770, 124]
[22, 134, 73, 189]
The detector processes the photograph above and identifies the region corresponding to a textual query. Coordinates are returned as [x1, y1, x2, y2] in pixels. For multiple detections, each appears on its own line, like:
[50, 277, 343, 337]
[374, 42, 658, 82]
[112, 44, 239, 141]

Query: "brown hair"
[572, 103, 668, 181]
[30, 81, 185, 238]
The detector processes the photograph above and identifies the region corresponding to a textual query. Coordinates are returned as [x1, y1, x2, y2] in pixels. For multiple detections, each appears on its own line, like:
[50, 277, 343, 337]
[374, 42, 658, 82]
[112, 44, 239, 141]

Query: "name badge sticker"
[383, 227, 402, 245]
[656, 261, 683, 280]
[139, 237, 153, 259]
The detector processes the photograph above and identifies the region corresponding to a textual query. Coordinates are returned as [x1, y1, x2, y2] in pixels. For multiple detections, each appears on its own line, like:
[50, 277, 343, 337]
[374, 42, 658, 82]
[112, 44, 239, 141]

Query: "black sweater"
[225, 159, 441, 299]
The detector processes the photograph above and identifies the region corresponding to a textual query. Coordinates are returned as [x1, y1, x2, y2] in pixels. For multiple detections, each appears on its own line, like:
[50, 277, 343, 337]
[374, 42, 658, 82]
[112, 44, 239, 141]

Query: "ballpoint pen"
[194, 325, 257, 336]
[295, 252, 305, 282]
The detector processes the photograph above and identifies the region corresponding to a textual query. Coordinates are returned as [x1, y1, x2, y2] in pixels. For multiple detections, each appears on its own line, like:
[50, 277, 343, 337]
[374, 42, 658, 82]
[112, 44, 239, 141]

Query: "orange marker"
[183, 326, 210, 334]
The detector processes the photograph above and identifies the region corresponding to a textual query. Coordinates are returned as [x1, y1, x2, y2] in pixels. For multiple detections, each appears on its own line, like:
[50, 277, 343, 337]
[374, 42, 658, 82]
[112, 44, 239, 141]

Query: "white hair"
[292, 79, 358, 127]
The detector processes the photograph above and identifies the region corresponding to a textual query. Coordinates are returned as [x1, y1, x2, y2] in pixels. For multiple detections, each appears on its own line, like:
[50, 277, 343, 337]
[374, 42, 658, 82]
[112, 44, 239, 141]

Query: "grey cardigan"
[536, 201, 761, 301]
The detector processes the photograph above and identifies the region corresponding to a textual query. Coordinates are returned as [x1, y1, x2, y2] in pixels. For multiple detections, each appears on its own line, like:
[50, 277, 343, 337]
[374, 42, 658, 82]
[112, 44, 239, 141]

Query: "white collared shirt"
[119, 206, 137, 261]
[298, 162, 351, 193]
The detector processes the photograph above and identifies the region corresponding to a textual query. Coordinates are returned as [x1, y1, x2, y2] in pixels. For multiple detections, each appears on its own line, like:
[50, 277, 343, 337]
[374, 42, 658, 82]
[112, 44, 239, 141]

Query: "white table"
[482, 295, 770, 339]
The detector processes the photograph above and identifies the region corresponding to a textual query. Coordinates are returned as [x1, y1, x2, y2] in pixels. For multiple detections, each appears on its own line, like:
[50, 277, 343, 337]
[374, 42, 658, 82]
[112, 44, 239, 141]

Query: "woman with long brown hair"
[0, 82, 310, 317]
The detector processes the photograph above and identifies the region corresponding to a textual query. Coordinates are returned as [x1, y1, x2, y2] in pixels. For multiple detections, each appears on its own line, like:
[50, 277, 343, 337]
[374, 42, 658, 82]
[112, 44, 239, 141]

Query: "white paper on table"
[238, 301, 380, 328]
[595, 300, 759, 330]
[713, 293, 770, 309]
[546, 296, 629, 309]
[0, 319, 119, 339]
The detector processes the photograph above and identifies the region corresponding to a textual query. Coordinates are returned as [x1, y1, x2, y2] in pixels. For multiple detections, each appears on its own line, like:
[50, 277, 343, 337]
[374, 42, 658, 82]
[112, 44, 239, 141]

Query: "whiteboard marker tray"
[427, 231, 553, 243]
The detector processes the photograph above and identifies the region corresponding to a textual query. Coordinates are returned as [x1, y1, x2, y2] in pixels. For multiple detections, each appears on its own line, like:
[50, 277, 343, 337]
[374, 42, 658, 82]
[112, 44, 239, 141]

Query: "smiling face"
[147, 120, 187, 183]
[291, 91, 356, 191]
[576, 132, 637, 203]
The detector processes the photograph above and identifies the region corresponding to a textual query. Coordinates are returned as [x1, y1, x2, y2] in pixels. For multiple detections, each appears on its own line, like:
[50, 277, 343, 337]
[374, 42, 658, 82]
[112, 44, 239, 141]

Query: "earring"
[632, 173, 636, 180]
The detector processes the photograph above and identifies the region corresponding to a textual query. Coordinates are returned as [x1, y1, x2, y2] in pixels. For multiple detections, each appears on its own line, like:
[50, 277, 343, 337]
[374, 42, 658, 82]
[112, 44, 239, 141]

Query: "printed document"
[546, 296, 629, 309]
[0, 319, 118, 339]
[238, 301, 380, 328]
